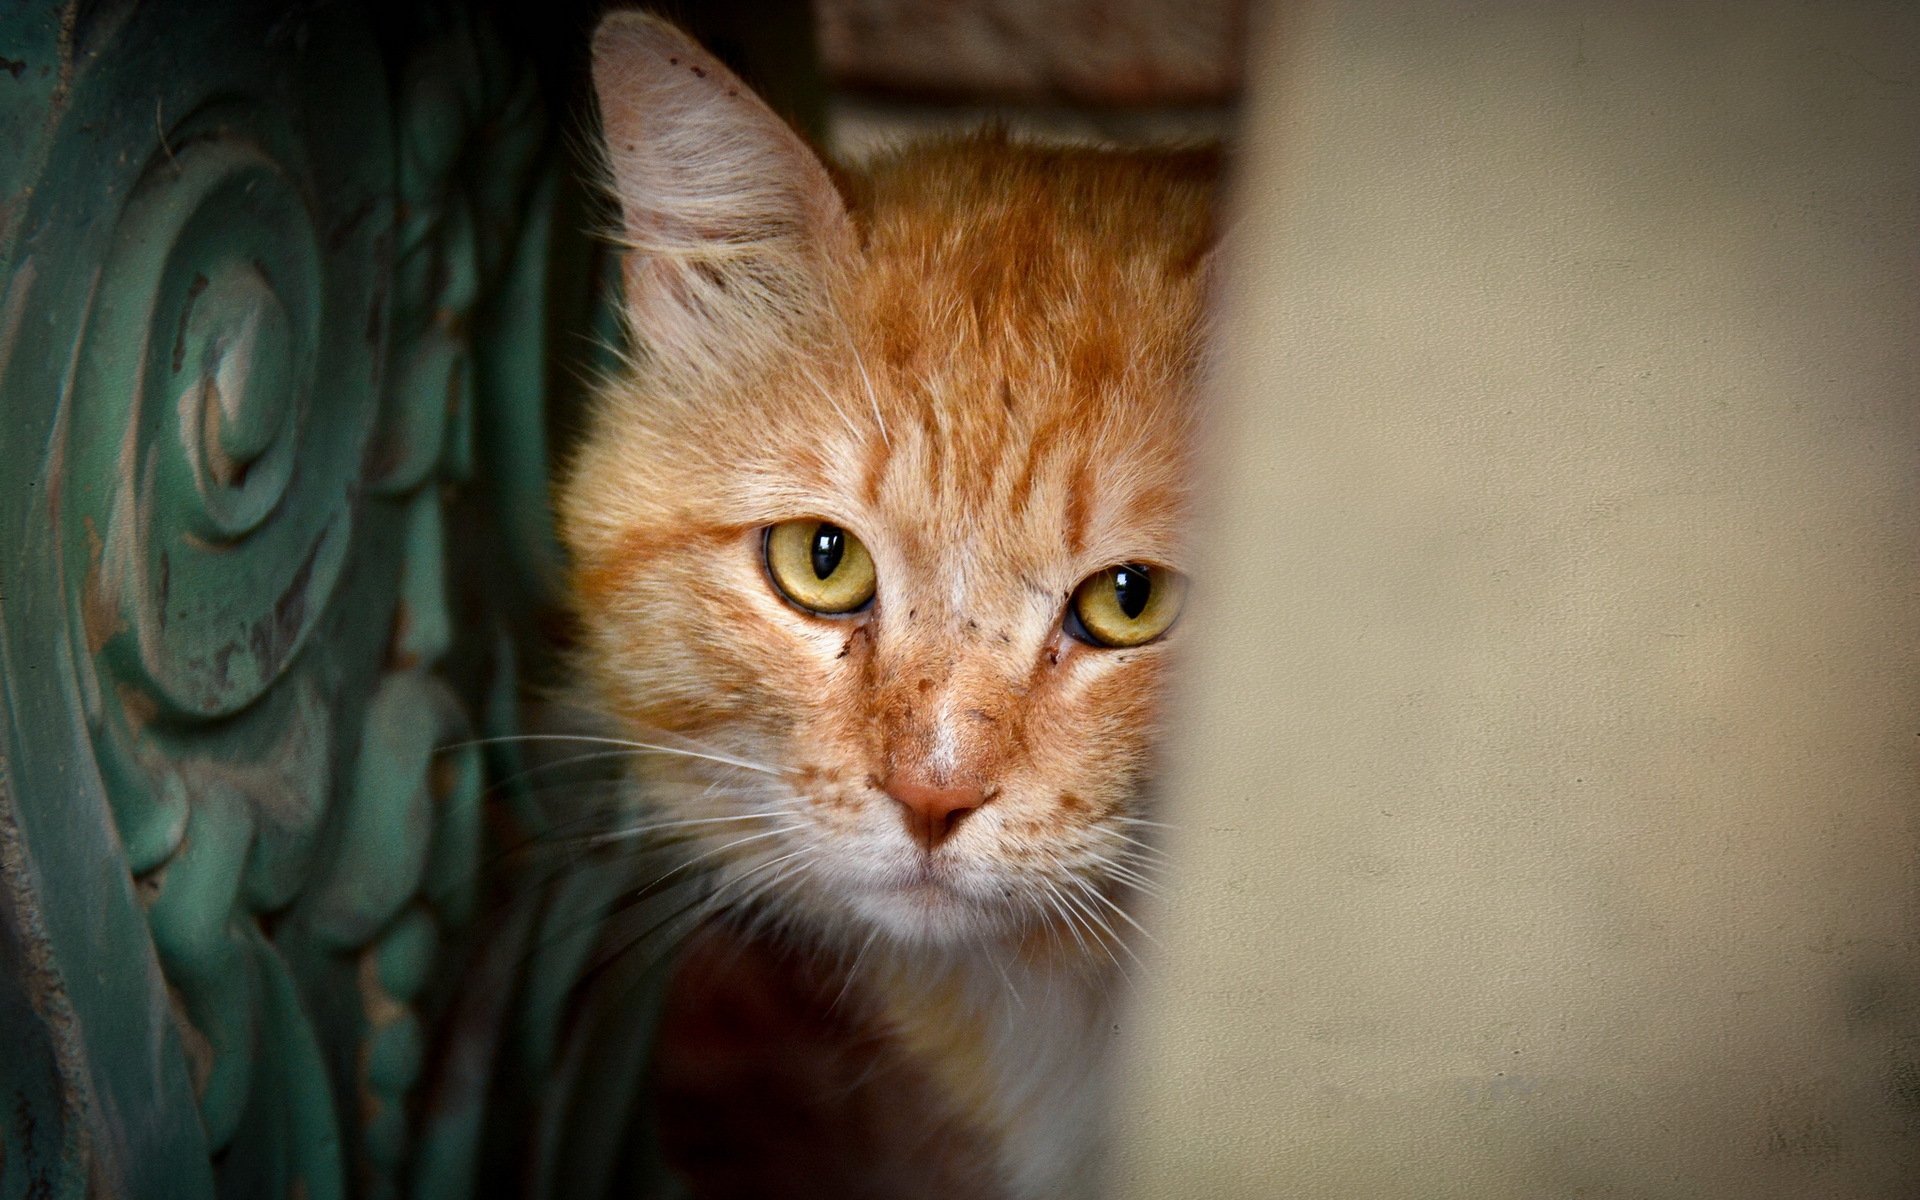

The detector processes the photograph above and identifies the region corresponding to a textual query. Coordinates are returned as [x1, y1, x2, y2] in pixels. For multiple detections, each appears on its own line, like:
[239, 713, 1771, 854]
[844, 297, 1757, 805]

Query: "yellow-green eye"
[1068, 563, 1186, 648]
[764, 520, 876, 615]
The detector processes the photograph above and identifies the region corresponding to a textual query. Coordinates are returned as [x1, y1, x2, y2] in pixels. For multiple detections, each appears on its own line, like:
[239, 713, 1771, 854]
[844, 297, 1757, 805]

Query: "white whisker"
[1040, 880, 1098, 963]
[1106, 832, 1173, 865]
[1054, 880, 1138, 976]
[1080, 852, 1164, 897]
[980, 931, 1023, 1014]
[633, 825, 801, 896]
[587, 810, 785, 845]
[451, 733, 791, 777]
[832, 926, 884, 1014]
[1074, 878, 1158, 947]
[710, 850, 813, 918]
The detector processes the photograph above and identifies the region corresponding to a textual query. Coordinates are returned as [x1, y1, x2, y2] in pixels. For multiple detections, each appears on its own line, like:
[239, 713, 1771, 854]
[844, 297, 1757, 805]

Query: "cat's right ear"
[591, 12, 855, 380]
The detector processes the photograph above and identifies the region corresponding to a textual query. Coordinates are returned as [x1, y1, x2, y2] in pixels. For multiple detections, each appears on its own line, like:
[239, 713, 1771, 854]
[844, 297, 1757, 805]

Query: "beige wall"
[1114, 2, 1919, 1196]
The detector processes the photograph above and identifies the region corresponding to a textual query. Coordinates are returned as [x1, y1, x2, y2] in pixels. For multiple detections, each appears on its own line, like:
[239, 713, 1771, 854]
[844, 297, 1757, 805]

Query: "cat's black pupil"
[1113, 566, 1151, 619]
[810, 524, 845, 579]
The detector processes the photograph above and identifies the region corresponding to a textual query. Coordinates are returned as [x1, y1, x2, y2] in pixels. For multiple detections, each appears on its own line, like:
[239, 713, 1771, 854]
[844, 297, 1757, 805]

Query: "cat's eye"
[1067, 564, 1187, 648]
[764, 520, 877, 615]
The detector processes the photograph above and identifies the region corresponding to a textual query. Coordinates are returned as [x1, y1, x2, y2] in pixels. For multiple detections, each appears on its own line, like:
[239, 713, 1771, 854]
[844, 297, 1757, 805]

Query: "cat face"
[565, 15, 1214, 953]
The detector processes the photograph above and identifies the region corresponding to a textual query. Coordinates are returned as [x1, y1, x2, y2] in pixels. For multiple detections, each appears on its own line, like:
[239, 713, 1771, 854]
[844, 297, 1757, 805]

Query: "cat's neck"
[864, 927, 1128, 1199]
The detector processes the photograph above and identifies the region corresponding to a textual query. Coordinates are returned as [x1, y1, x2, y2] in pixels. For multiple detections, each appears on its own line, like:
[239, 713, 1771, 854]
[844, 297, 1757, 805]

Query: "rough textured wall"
[816, 0, 1247, 104]
[1115, 1, 1920, 1196]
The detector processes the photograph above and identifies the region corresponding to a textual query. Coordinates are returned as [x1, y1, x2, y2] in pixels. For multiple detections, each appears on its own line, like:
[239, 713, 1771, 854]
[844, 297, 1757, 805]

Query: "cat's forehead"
[816, 141, 1211, 580]
[626, 139, 1209, 587]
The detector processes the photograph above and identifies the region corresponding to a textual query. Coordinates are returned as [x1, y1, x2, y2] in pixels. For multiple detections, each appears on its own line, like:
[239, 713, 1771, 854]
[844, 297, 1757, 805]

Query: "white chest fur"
[872, 942, 1125, 1199]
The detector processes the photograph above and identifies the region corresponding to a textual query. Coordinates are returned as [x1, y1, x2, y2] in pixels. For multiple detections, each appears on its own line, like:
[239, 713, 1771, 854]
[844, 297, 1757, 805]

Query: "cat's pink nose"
[883, 774, 987, 851]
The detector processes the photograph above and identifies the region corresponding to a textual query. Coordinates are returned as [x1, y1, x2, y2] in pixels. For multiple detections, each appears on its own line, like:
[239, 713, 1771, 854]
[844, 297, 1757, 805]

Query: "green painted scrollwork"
[3, 1, 824, 1195]
[0, 2, 567, 1197]
[2, 4, 390, 1194]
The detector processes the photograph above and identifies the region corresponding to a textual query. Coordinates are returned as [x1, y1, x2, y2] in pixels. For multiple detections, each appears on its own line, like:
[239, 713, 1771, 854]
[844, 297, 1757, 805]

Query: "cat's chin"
[844, 878, 1014, 947]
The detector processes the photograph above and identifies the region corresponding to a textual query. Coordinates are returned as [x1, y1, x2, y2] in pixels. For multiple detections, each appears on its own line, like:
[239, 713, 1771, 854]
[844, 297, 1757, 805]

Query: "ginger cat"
[561, 13, 1216, 1197]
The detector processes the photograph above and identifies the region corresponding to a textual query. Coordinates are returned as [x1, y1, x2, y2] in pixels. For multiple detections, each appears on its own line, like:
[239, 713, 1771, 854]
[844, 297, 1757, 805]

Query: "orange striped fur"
[564, 13, 1216, 1197]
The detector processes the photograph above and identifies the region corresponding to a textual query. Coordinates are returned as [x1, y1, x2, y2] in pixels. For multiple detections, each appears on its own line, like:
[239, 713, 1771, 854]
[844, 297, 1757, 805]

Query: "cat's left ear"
[592, 12, 856, 379]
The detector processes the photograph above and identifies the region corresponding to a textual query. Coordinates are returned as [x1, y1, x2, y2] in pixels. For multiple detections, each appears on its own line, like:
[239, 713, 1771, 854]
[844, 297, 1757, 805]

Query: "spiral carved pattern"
[52, 93, 386, 1197]
[68, 127, 346, 721]
[0, 0, 624, 1192]
[0, 0, 564, 1195]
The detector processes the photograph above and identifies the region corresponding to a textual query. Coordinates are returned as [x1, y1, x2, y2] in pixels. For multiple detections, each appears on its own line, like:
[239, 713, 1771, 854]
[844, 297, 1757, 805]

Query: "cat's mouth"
[883, 856, 963, 898]
[846, 857, 1013, 941]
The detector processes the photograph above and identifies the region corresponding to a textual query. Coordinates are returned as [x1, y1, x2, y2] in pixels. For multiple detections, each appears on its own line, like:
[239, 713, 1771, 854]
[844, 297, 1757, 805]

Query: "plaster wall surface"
[1114, 2, 1920, 1196]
